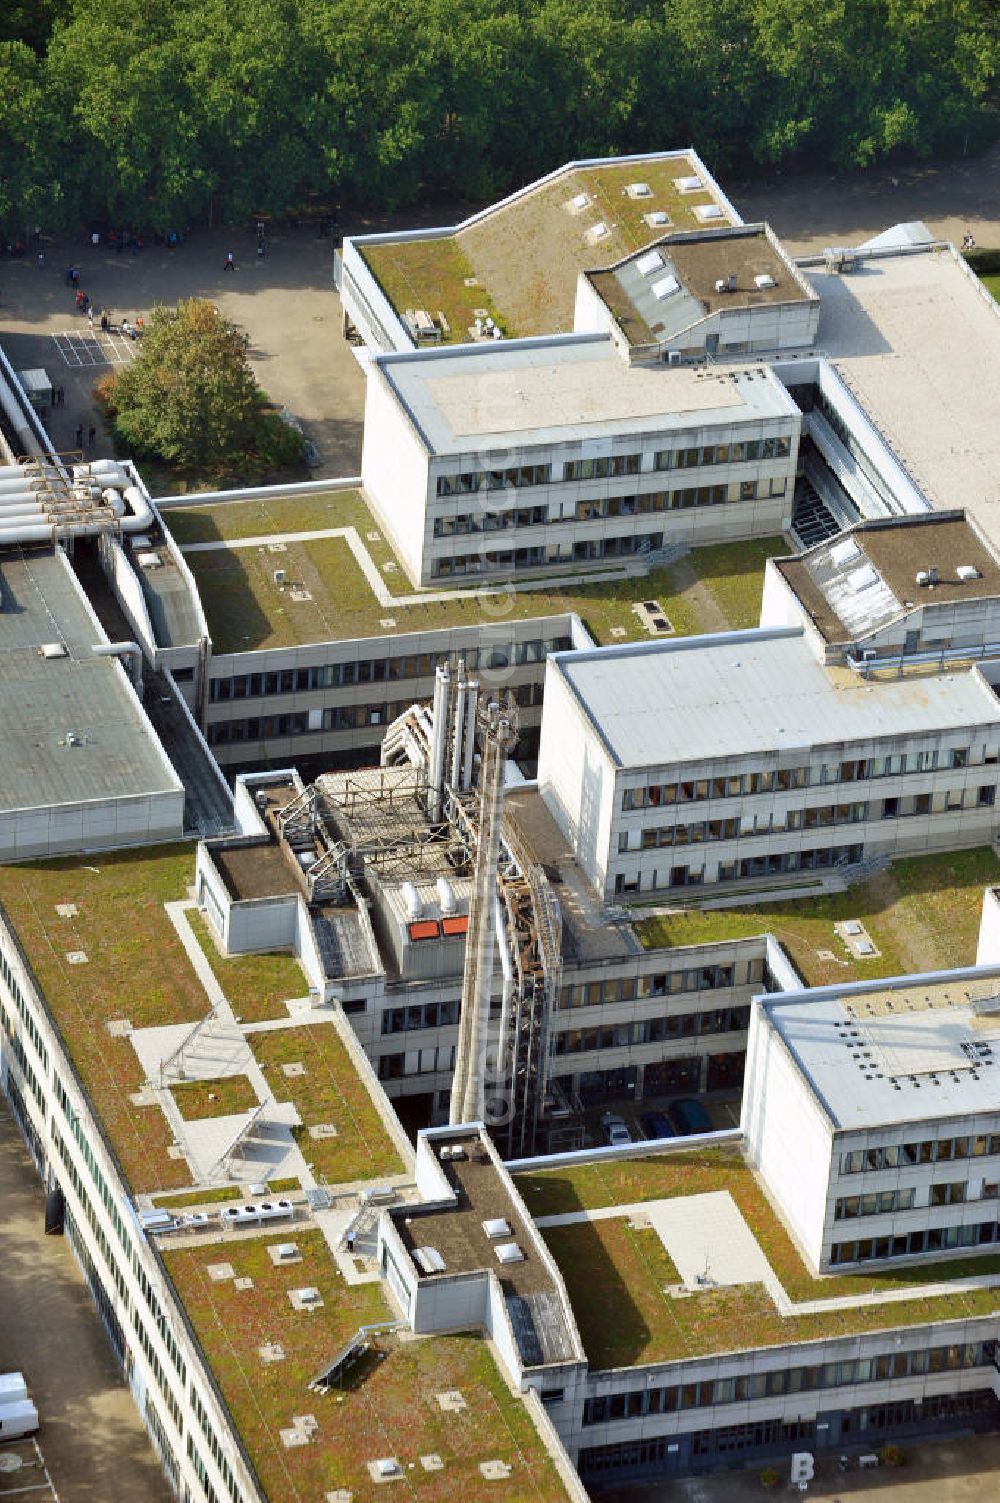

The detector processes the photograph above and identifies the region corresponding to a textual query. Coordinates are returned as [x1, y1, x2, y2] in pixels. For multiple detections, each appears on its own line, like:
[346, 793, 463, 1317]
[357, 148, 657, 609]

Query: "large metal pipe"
[450, 665, 467, 790]
[92, 641, 144, 692]
[427, 661, 450, 823]
[462, 678, 479, 790]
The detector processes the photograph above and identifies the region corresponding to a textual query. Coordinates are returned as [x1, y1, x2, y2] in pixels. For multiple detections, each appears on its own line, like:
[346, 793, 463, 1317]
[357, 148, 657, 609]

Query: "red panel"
[408, 920, 440, 941]
[441, 915, 469, 936]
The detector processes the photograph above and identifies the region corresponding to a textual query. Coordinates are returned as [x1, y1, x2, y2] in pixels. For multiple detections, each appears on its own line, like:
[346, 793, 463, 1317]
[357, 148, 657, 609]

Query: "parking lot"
[0, 1109, 171, 1503]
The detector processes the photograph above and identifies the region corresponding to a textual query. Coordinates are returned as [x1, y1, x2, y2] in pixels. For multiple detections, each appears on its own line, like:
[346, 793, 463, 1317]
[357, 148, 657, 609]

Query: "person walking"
[87, 306, 94, 328]
[100, 310, 109, 332]
[224, 251, 235, 271]
[87, 425, 96, 447]
[74, 424, 84, 448]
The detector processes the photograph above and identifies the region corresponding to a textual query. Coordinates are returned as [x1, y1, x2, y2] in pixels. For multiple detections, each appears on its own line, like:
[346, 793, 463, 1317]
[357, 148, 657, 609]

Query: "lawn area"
[251, 1023, 404, 1187]
[187, 909, 304, 1023]
[0, 845, 206, 1192]
[522, 1146, 1000, 1366]
[635, 846, 1000, 985]
[980, 273, 1000, 304]
[691, 536, 787, 630]
[154, 1184, 243, 1209]
[166, 489, 783, 651]
[163, 1231, 570, 1502]
[168, 1075, 258, 1120]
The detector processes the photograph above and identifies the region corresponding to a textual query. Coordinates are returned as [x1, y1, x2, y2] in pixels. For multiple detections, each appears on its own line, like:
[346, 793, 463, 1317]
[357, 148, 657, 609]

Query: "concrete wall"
[537, 660, 617, 891]
[976, 887, 1000, 965]
[0, 789, 185, 864]
[742, 1011, 834, 1270]
[361, 363, 433, 584]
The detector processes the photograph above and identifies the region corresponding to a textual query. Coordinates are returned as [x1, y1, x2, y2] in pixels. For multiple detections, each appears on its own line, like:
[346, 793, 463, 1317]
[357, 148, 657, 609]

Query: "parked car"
[666, 1097, 712, 1136]
[600, 1112, 633, 1147]
[640, 1110, 673, 1140]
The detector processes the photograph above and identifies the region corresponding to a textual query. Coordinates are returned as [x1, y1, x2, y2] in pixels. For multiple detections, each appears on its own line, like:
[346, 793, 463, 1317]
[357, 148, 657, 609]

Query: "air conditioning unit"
[666, 350, 681, 367]
[273, 568, 286, 587]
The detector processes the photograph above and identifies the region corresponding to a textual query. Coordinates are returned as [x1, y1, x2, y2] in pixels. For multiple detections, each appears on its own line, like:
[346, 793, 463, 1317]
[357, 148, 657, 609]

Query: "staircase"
[791, 476, 842, 549]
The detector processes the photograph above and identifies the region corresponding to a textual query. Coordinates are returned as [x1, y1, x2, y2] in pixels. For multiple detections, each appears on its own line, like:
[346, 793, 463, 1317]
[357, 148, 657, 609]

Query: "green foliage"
[104, 298, 302, 480]
[1, 0, 998, 236]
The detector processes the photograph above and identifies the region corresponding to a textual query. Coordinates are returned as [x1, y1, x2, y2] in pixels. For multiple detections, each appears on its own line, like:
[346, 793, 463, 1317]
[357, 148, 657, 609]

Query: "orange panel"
[409, 920, 440, 941]
[442, 915, 470, 936]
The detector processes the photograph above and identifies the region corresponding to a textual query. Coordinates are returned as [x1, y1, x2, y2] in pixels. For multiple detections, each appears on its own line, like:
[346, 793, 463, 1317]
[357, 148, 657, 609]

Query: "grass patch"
[691, 536, 788, 630]
[168, 1075, 258, 1120]
[187, 909, 304, 1023]
[154, 1185, 243, 1209]
[635, 847, 999, 985]
[980, 273, 1000, 304]
[251, 1023, 404, 1187]
[163, 1230, 570, 1501]
[0, 845, 205, 1192]
[267, 1176, 301, 1193]
[523, 1147, 1000, 1365]
[361, 236, 509, 346]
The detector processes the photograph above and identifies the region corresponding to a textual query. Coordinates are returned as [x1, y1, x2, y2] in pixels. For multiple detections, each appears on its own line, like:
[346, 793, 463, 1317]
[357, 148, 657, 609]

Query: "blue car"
[640, 1110, 673, 1140]
[666, 1098, 712, 1136]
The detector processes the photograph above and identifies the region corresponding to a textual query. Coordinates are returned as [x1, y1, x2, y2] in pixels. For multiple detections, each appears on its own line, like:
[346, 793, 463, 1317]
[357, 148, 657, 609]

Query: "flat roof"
[357, 152, 738, 342]
[164, 1230, 573, 1503]
[0, 546, 181, 811]
[380, 337, 796, 456]
[777, 512, 1000, 644]
[762, 970, 1000, 1129]
[589, 226, 815, 347]
[554, 626, 1000, 770]
[815, 249, 1000, 549]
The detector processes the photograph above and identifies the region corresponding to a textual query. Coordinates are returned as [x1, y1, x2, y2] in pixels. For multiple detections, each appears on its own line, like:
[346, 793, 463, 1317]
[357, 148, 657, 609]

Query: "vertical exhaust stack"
[450, 661, 467, 791]
[461, 678, 479, 790]
[427, 662, 450, 823]
[450, 695, 519, 1128]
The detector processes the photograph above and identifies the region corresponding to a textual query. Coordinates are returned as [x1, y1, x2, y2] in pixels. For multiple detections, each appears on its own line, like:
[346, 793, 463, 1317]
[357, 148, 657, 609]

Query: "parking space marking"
[51, 332, 135, 368]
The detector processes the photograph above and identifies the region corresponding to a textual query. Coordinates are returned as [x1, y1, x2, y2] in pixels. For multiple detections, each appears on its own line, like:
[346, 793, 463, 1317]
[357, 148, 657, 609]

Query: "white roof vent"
[652, 274, 680, 301]
[626, 182, 652, 199]
[754, 273, 777, 289]
[647, 210, 669, 227]
[436, 876, 457, 916]
[847, 564, 879, 593]
[570, 192, 589, 211]
[674, 175, 702, 192]
[830, 537, 861, 568]
[39, 642, 68, 659]
[587, 221, 609, 241]
[274, 1243, 299, 1261]
[957, 565, 982, 582]
[375, 1459, 402, 1479]
[482, 1218, 512, 1240]
[694, 203, 725, 222]
[401, 881, 422, 920]
[413, 1246, 447, 1274]
[494, 1242, 525, 1265]
[296, 1287, 322, 1306]
[136, 551, 162, 570]
[636, 249, 664, 277]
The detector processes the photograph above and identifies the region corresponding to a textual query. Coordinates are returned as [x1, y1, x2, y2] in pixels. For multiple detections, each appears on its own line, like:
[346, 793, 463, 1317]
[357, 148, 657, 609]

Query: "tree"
[106, 299, 268, 472]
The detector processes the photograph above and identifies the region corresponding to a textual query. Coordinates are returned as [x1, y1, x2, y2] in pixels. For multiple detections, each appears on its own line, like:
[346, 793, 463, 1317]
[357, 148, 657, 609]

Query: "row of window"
[190, 1386, 243, 1503]
[378, 1044, 457, 1080]
[618, 843, 865, 892]
[207, 638, 571, 702]
[433, 436, 793, 496]
[558, 961, 762, 1010]
[431, 532, 663, 578]
[431, 477, 788, 538]
[55, 1075, 133, 1260]
[621, 789, 996, 853]
[831, 1218, 1000, 1264]
[582, 1340, 991, 1427]
[552, 1006, 750, 1056]
[207, 683, 545, 745]
[837, 1180, 994, 1220]
[382, 999, 461, 1035]
[0, 944, 48, 1074]
[621, 749, 969, 811]
[840, 1134, 1000, 1175]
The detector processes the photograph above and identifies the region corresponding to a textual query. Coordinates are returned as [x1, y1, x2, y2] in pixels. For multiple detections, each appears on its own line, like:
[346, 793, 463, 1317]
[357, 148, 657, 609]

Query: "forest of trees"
[1, 0, 998, 236]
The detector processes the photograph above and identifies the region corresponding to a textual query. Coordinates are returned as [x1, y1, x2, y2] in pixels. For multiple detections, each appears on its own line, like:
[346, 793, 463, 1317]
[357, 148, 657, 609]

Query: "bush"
[759, 1466, 781, 1489]
[965, 249, 1000, 275]
[879, 1442, 905, 1467]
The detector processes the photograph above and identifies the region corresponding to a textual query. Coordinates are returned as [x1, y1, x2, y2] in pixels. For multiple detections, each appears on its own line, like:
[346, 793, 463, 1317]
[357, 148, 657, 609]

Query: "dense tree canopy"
[1, 0, 998, 235]
[102, 299, 303, 478]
